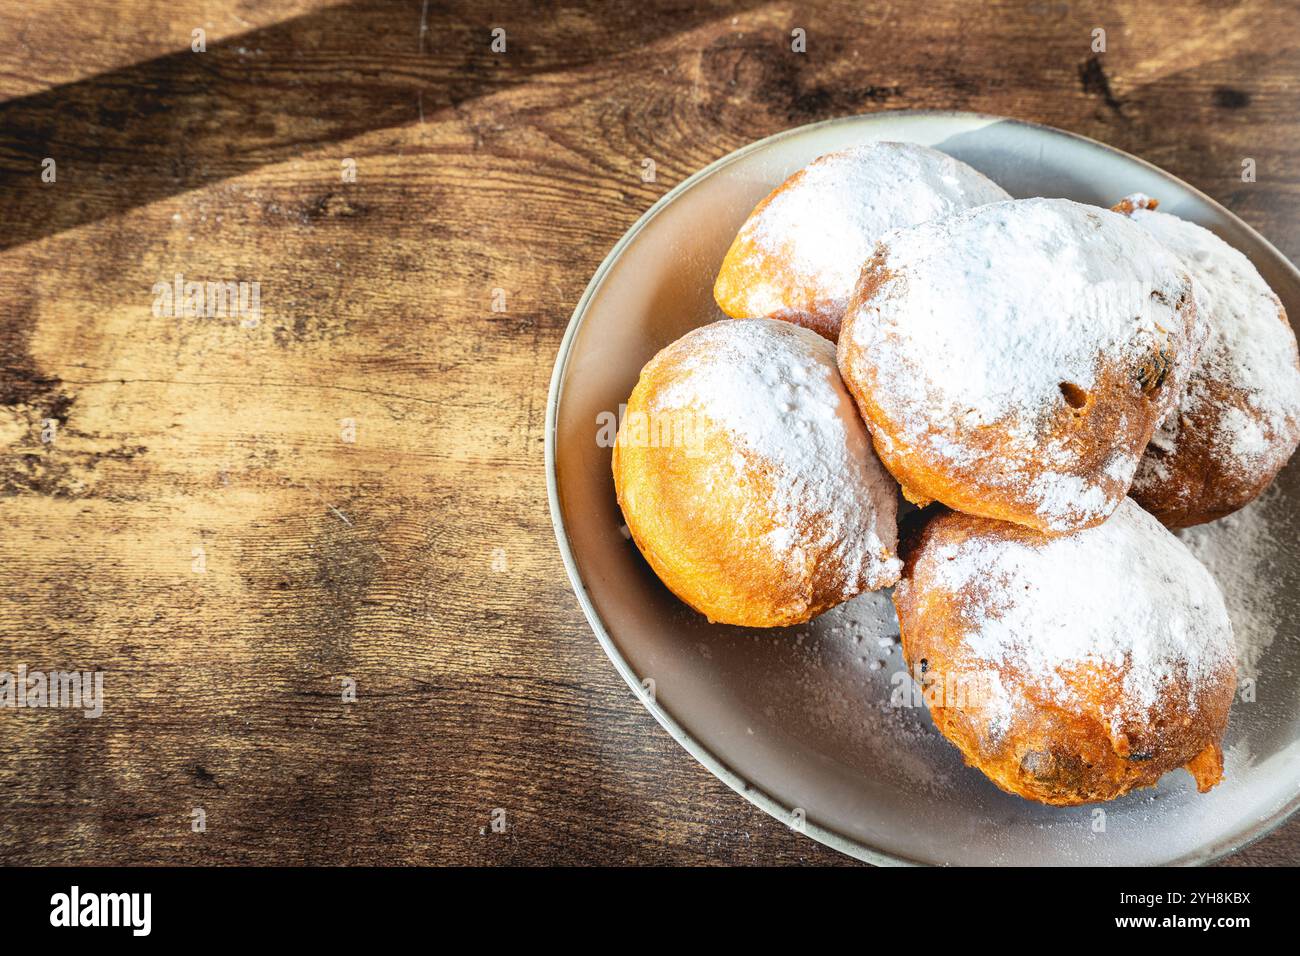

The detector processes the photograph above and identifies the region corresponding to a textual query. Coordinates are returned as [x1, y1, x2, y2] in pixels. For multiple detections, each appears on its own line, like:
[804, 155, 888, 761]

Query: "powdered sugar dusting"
[1177, 490, 1285, 682]
[845, 197, 1201, 531]
[1026, 471, 1113, 530]
[738, 142, 1010, 317]
[1120, 198, 1300, 491]
[785, 587, 958, 793]
[651, 319, 902, 592]
[912, 499, 1235, 728]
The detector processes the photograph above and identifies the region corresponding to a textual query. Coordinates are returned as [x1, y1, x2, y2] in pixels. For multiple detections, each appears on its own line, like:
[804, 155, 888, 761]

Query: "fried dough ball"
[838, 197, 1206, 535]
[713, 142, 1010, 341]
[1111, 194, 1300, 527]
[611, 319, 902, 627]
[894, 499, 1236, 805]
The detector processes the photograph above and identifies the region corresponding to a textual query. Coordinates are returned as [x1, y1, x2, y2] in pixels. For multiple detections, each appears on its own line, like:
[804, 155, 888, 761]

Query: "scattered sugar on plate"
[1177, 489, 1286, 682]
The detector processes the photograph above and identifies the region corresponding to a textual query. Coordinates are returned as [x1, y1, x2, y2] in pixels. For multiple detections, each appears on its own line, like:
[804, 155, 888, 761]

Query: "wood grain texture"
[0, 0, 1297, 865]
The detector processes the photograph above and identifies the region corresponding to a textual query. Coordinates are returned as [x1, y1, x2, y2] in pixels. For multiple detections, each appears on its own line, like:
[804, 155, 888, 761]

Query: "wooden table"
[1, 0, 1296, 865]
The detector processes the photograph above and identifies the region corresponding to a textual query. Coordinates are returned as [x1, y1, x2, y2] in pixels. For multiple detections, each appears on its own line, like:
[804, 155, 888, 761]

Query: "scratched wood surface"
[0, 0, 1297, 865]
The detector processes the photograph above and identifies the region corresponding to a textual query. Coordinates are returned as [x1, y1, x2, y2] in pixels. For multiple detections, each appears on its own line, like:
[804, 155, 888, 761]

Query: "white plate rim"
[544, 108, 1300, 867]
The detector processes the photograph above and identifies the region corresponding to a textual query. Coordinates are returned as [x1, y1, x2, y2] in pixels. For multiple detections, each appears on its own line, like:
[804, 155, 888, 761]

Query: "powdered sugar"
[798, 587, 958, 793]
[1119, 197, 1300, 487]
[651, 319, 902, 592]
[843, 197, 1201, 531]
[1026, 471, 1113, 529]
[736, 142, 1010, 318]
[910, 499, 1235, 729]
[1177, 490, 1284, 682]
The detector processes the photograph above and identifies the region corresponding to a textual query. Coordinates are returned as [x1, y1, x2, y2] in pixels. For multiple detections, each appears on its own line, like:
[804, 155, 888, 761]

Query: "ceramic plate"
[546, 110, 1300, 865]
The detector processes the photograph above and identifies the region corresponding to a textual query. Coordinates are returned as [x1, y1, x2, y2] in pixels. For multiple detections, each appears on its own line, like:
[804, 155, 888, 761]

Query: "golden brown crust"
[713, 168, 843, 342]
[1132, 361, 1299, 527]
[894, 506, 1235, 805]
[839, 253, 1196, 535]
[1110, 195, 1300, 528]
[614, 426, 823, 626]
[611, 321, 900, 627]
[713, 143, 1011, 343]
[1110, 194, 1159, 216]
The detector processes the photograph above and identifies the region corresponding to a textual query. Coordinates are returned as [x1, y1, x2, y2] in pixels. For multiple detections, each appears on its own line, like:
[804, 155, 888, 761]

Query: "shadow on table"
[0, 0, 764, 251]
